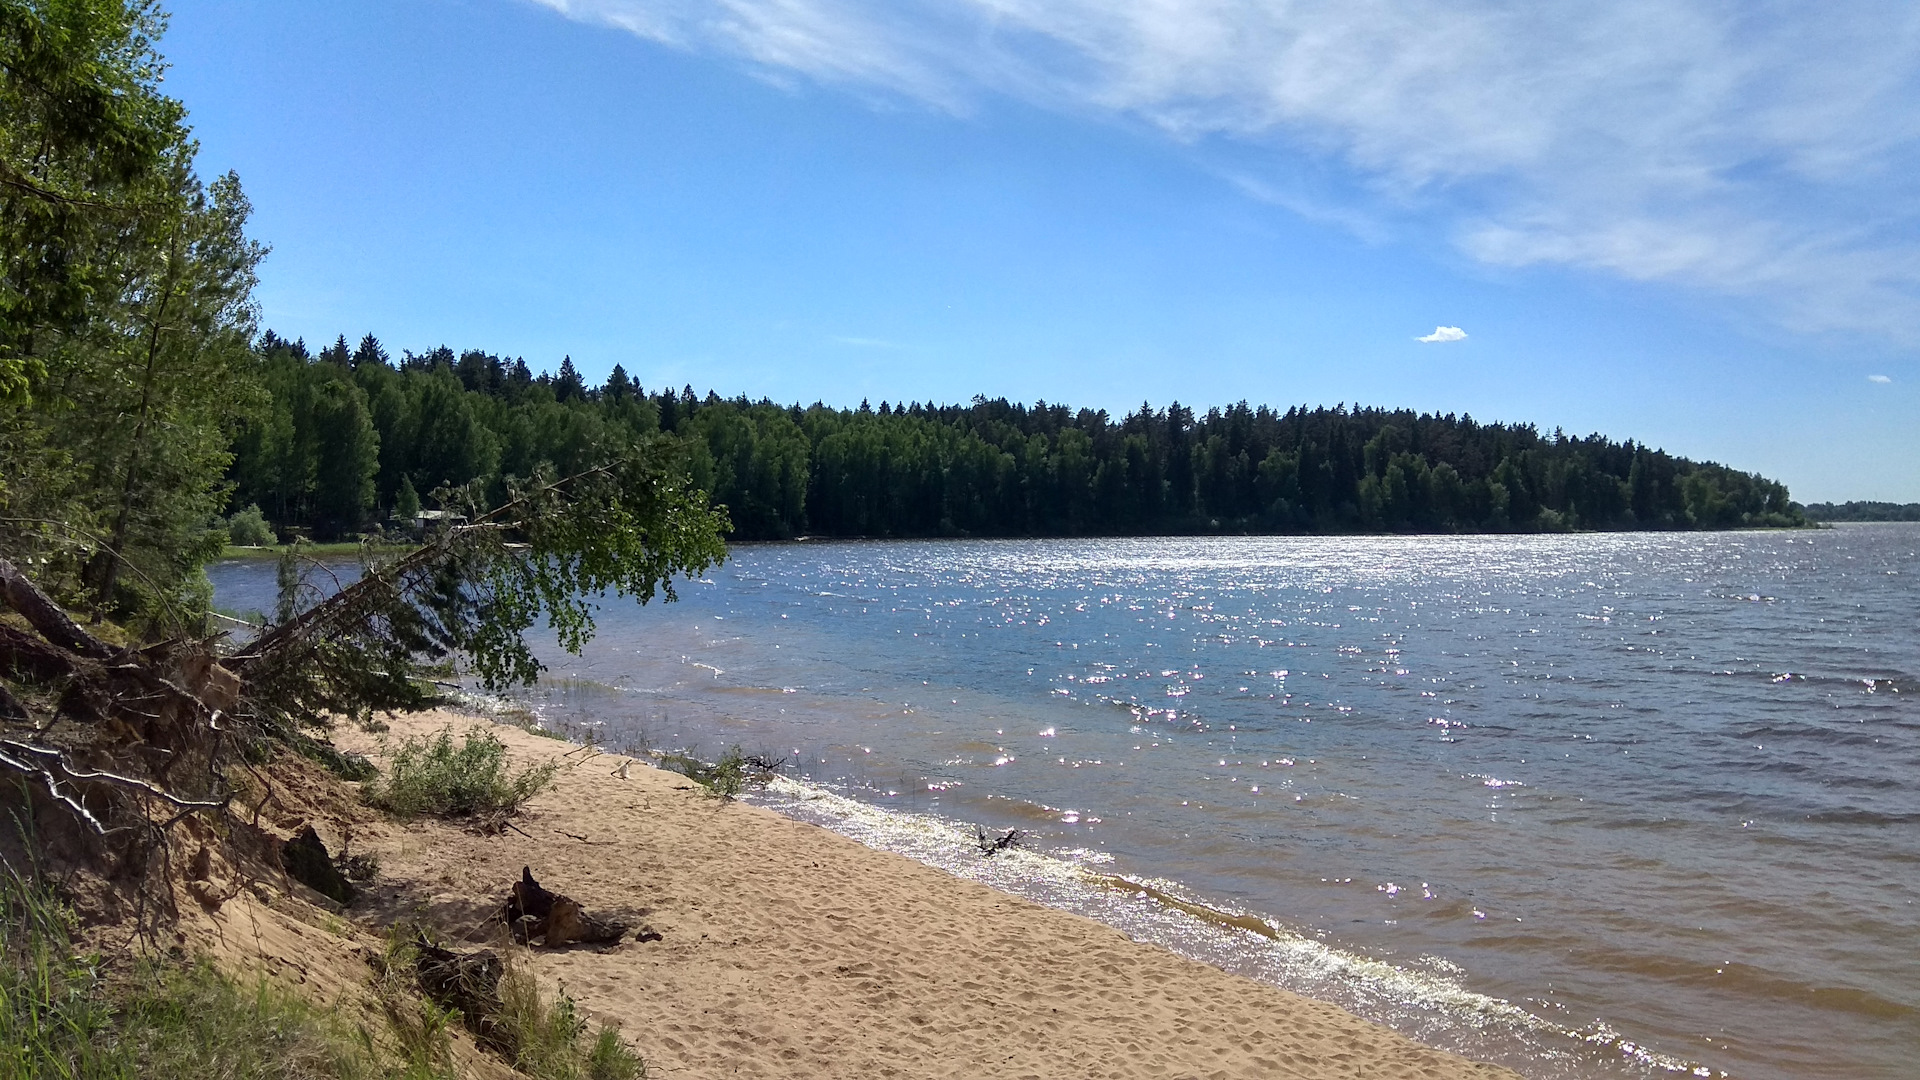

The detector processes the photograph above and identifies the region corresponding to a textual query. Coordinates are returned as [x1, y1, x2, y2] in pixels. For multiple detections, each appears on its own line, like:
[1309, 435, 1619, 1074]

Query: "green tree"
[393, 474, 420, 522]
[307, 376, 379, 538]
[77, 168, 264, 608]
[0, 0, 182, 405]
[2, 2, 266, 628]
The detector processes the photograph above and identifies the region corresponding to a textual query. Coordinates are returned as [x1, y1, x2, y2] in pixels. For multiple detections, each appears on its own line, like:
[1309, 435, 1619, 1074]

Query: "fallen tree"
[0, 442, 728, 922]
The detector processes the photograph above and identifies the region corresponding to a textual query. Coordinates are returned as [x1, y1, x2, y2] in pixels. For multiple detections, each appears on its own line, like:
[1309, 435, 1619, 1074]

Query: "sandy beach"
[191, 709, 1517, 1080]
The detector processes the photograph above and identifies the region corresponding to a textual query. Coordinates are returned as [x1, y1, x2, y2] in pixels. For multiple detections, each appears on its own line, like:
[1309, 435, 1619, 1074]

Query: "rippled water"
[209, 525, 1920, 1079]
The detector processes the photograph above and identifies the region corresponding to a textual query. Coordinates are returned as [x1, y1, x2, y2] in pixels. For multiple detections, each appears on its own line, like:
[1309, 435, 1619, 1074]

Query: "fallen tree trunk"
[0, 556, 115, 659]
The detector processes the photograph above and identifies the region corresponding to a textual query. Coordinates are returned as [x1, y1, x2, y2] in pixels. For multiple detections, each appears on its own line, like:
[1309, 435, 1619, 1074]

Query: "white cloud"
[1417, 325, 1467, 343]
[1868, 374, 1894, 383]
[529, 0, 1920, 341]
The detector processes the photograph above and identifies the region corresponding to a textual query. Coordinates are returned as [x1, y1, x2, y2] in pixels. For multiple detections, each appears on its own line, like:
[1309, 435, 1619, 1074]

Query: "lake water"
[209, 525, 1919, 1079]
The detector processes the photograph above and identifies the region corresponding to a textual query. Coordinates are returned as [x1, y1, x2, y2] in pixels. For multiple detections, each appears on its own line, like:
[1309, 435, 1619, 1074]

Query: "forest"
[1802, 501, 1920, 522]
[227, 332, 1807, 546]
[0, 0, 1808, 639]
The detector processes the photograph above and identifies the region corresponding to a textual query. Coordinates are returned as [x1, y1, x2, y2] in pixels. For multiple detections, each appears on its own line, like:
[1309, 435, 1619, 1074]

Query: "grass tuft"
[362, 726, 557, 821]
[493, 961, 646, 1080]
[0, 856, 447, 1080]
[368, 930, 457, 1078]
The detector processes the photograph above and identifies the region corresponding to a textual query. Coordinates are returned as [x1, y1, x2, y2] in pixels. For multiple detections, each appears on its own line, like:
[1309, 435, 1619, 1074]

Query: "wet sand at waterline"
[337, 710, 1519, 1080]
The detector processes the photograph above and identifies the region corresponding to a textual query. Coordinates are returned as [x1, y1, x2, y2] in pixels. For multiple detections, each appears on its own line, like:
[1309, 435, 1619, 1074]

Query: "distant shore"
[216, 541, 412, 560]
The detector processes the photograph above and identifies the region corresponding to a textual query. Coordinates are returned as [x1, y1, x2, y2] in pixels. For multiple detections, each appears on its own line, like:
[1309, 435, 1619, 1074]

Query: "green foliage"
[0, 0, 184, 373]
[227, 503, 276, 546]
[393, 475, 420, 522]
[234, 435, 729, 733]
[361, 726, 556, 821]
[230, 345, 1809, 543]
[661, 745, 764, 800]
[0, 856, 439, 1080]
[367, 931, 455, 1079]
[1, 0, 266, 631]
[493, 963, 646, 1080]
[1802, 500, 1920, 522]
[0, 851, 118, 1079]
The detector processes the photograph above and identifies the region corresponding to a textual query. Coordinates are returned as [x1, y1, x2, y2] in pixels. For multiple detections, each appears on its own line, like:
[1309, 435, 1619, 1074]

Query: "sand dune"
[323, 710, 1520, 1080]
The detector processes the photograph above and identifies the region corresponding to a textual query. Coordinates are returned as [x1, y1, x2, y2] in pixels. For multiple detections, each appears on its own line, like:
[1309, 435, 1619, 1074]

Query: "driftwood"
[976, 826, 1025, 856]
[503, 865, 631, 947]
[0, 557, 115, 659]
[0, 551, 244, 924]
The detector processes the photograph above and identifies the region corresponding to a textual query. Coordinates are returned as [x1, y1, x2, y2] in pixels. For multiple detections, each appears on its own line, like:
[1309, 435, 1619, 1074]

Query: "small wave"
[750, 774, 1722, 1080]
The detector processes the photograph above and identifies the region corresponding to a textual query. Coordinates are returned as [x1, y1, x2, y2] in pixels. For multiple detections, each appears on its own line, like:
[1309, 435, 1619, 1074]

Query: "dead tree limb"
[0, 743, 115, 835]
[0, 556, 115, 659]
[0, 622, 88, 683]
[0, 740, 230, 812]
[231, 459, 623, 669]
[975, 826, 1025, 856]
[0, 682, 26, 722]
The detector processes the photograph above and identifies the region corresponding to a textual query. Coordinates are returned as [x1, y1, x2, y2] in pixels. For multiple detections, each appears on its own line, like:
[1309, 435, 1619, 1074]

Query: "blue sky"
[163, 0, 1918, 501]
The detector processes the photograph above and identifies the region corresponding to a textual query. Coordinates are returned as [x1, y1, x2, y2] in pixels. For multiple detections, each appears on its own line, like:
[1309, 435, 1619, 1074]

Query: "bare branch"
[0, 745, 113, 835]
[0, 740, 229, 812]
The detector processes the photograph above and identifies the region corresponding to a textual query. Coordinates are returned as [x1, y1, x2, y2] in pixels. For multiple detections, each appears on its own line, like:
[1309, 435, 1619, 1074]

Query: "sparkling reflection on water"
[210, 526, 1920, 1080]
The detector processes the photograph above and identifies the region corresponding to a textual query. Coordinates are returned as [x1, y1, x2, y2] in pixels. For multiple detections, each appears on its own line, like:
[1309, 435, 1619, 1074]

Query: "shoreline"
[330, 709, 1524, 1080]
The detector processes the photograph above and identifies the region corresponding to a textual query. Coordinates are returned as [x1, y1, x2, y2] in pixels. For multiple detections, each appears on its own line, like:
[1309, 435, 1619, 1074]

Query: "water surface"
[211, 526, 1920, 1079]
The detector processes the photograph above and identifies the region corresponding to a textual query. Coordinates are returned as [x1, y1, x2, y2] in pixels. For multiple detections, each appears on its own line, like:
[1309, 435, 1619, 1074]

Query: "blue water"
[209, 525, 1920, 1079]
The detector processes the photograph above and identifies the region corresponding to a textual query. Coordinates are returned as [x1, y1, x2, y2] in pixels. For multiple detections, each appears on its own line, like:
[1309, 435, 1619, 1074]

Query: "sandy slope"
[323, 710, 1519, 1080]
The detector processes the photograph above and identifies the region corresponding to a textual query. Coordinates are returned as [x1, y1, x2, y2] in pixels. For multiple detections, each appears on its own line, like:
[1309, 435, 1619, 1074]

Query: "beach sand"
[296, 710, 1520, 1080]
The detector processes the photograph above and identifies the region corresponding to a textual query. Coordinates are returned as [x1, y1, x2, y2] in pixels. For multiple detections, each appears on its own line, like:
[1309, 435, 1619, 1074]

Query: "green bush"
[659, 745, 768, 801]
[494, 962, 646, 1080]
[227, 504, 277, 547]
[362, 726, 557, 821]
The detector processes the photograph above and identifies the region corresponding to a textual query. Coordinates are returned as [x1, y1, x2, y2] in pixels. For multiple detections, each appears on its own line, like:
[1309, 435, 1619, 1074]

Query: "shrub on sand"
[362, 726, 557, 822]
[494, 962, 646, 1080]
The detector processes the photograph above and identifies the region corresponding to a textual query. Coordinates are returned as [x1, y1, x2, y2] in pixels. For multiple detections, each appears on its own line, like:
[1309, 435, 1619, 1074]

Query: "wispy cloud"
[832, 335, 905, 349]
[1417, 325, 1467, 343]
[529, 0, 1920, 341]
[1868, 374, 1894, 383]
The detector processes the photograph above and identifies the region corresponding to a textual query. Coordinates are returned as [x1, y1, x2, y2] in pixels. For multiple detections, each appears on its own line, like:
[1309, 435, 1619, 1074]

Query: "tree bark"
[0, 557, 114, 658]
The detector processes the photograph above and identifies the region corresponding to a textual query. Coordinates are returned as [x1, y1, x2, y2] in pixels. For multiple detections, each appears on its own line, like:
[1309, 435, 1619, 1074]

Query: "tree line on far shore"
[228, 331, 1807, 544]
[1801, 501, 1920, 522]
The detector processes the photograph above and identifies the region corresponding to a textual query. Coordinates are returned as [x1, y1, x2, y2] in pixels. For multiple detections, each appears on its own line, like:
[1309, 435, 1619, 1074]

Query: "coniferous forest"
[229, 332, 1806, 546]
[0, 0, 1808, 638]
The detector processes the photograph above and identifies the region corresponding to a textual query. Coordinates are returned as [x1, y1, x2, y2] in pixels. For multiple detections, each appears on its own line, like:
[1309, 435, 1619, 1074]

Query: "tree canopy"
[228, 335, 1809, 543]
[1802, 501, 1920, 522]
[0, 0, 732, 705]
[1, 0, 266, 628]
